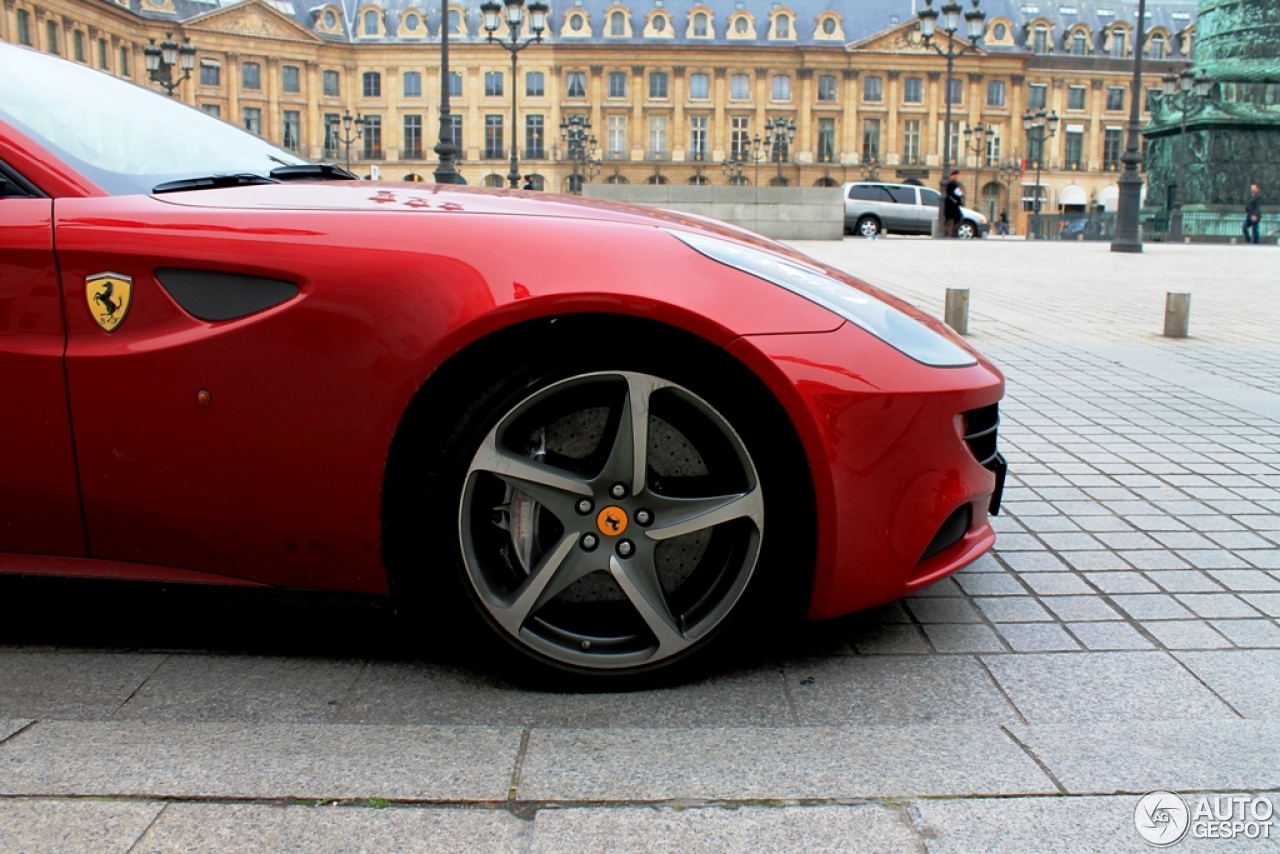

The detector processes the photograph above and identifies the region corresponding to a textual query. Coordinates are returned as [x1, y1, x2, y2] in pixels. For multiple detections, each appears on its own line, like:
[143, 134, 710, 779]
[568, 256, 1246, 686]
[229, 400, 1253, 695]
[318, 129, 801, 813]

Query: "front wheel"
[955, 220, 978, 239]
[857, 216, 881, 238]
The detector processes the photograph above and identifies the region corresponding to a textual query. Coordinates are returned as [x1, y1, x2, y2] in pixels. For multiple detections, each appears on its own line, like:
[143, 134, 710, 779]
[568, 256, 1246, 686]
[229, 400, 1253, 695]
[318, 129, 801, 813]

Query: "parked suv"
[842, 181, 989, 239]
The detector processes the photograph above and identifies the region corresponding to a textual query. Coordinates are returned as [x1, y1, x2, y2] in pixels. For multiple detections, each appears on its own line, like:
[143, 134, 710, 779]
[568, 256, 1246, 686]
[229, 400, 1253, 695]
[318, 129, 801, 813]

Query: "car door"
[918, 187, 944, 234]
[0, 169, 87, 557]
[883, 185, 918, 233]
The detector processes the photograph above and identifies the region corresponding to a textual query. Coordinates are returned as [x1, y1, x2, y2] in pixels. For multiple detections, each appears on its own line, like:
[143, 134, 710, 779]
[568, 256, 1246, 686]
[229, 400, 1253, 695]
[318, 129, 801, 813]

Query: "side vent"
[921, 505, 972, 561]
[155, 268, 299, 322]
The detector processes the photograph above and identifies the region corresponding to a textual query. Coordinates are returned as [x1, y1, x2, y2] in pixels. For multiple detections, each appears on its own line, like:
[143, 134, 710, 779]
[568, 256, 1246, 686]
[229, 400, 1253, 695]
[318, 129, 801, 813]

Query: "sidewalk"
[1, 239, 1277, 853]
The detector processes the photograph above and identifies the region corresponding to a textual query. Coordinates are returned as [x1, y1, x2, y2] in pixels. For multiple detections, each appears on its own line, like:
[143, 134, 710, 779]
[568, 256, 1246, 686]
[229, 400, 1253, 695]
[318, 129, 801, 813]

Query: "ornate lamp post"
[434, 2, 460, 184]
[860, 156, 881, 182]
[143, 33, 196, 97]
[918, 0, 986, 238]
[560, 115, 599, 194]
[1111, 0, 1148, 253]
[1161, 67, 1212, 241]
[328, 112, 366, 172]
[962, 123, 989, 218]
[480, 0, 549, 189]
[721, 153, 748, 185]
[763, 117, 797, 185]
[1022, 108, 1059, 233]
[996, 157, 1021, 232]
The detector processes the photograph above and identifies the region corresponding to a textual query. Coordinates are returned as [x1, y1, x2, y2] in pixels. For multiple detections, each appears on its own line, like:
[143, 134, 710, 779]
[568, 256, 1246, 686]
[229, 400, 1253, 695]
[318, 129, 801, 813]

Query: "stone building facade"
[1, 0, 1196, 226]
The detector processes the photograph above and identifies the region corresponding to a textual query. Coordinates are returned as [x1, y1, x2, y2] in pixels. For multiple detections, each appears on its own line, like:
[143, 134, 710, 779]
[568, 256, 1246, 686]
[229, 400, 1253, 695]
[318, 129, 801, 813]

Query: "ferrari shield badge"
[85, 272, 132, 333]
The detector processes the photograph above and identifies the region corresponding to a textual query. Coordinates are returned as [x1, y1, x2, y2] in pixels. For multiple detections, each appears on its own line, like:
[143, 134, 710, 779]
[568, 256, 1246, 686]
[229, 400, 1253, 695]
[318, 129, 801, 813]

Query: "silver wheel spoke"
[608, 555, 690, 657]
[645, 488, 764, 541]
[600, 373, 667, 494]
[490, 535, 581, 634]
[469, 435, 592, 514]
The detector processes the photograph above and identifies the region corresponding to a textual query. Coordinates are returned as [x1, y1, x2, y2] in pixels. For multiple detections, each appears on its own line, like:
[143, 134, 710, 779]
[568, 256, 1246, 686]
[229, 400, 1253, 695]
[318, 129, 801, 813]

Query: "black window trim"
[0, 158, 47, 198]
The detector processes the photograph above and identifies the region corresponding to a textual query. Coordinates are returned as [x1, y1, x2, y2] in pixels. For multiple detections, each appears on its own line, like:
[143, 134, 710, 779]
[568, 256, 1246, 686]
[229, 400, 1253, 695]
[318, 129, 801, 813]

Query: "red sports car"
[0, 43, 1004, 684]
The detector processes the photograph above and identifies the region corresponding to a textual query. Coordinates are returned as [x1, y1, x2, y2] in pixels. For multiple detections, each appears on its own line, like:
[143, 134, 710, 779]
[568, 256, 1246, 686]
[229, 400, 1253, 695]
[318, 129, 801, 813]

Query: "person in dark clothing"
[522, 175, 535, 190]
[997, 208, 1010, 236]
[1243, 184, 1262, 244]
[944, 170, 964, 237]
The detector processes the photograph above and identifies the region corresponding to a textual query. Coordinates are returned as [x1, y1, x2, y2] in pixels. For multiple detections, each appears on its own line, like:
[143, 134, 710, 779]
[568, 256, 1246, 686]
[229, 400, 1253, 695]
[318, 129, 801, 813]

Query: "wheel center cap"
[596, 506, 629, 537]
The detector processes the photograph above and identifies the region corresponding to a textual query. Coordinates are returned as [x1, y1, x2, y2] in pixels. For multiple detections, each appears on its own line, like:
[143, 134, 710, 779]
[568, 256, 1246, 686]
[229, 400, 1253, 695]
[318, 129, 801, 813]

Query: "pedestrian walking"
[1243, 183, 1262, 244]
[997, 208, 1010, 236]
[522, 175, 535, 190]
[945, 170, 964, 238]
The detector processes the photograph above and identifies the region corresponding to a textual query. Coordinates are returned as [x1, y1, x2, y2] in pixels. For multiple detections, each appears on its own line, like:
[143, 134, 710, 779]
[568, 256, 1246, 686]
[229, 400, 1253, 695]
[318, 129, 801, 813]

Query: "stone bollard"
[1164, 292, 1191, 338]
[945, 287, 970, 335]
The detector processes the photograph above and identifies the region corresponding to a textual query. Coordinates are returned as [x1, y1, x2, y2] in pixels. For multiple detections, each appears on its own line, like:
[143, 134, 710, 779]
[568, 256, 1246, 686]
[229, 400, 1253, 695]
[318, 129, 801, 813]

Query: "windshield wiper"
[269, 163, 359, 182]
[153, 173, 279, 194]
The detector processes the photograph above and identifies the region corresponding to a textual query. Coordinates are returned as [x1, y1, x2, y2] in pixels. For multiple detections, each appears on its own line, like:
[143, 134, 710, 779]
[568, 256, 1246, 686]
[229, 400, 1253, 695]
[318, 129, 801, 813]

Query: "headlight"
[976, 213, 988, 224]
[670, 230, 976, 368]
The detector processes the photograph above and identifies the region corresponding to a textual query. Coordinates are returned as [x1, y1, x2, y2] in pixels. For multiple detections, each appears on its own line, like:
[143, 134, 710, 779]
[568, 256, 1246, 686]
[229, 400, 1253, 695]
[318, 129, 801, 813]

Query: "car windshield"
[0, 43, 307, 195]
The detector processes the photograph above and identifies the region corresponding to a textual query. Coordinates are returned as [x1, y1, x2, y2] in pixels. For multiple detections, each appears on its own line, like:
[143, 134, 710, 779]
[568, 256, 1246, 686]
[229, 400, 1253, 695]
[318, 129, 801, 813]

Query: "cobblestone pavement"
[1, 239, 1278, 853]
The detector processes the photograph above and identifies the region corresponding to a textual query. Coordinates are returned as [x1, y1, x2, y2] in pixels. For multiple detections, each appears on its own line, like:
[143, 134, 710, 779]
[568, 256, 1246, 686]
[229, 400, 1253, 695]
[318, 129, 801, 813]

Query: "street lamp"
[434, 2, 460, 184]
[1111, 0, 1149, 253]
[1161, 67, 1212, 241]
[560, 115, 599, 194]
[721, 153, 748, 185]
[860, 156, 881, 182]
[1022, 108, 1059, 234]
[481, 0, 549, 189]
[918, 0, 986, 238]
[143, 33, 196, 97]
[329, 112, 366, 172]
[763, 117, 797, 186]
[962, 123, 989, 218]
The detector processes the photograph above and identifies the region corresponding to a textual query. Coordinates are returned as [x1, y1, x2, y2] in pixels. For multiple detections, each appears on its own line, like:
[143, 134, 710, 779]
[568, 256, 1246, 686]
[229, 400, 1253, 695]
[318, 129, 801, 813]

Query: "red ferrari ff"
[0, 43, 1004, 684]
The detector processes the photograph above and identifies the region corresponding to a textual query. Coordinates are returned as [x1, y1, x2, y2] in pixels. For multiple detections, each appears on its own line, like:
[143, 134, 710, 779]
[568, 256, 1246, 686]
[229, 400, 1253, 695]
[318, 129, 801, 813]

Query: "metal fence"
[1027, 211, 1279, 243]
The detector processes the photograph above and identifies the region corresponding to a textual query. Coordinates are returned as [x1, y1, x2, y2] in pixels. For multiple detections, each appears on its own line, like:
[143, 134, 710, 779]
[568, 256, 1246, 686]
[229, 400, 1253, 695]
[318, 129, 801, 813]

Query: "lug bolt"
[581, 533, 598, 551]
[576, 499, 593, 515]
[616, 539, 634, 558]
[610, 483, 627, 499]
[635, 509, 652, 526]
[581, 640, 591, 650]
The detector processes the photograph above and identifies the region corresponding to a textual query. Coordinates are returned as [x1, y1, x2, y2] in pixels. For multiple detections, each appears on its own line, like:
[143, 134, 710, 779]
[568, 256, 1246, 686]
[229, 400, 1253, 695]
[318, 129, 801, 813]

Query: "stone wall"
[581, 186, 845, 240]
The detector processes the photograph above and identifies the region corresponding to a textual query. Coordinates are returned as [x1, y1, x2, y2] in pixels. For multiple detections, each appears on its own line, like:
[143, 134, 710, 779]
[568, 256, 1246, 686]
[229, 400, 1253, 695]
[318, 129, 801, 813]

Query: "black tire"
[956, 220, 977, 240]
[389, 322, 813, 689]
[857, 216, 881, 238]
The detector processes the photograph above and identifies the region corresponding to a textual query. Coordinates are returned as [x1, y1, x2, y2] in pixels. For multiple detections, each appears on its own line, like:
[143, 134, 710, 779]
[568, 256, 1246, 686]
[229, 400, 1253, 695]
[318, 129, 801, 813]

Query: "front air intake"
[156, 268, 299, 322]
[921, 505, 972, 561]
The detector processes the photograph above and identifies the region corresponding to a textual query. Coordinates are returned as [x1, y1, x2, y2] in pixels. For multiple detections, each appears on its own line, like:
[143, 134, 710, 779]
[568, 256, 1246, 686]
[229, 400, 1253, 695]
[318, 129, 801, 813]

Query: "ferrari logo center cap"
[85, 272, 133, 333]
[596, 506, 628, 537]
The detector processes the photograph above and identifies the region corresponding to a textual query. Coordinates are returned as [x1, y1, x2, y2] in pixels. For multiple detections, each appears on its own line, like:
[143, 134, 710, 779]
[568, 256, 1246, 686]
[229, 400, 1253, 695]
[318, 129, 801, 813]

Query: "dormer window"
[610, 10, 626, 35]
[323, 9, 336, 27]
[774, 14, 790, 38]
[653, 14, 666, 32]
[733, 15, 748, 34]
[1071, 30, 1087, 55]
[404, 13, 419, 31]
[1149, 33, 1165, 59]
[569, 12, 585, 31]
[1033, 25, 1048, 53]
[363, 9, 380, 35]
[694, 12, 708, 36]
[822, 17, 835, 35]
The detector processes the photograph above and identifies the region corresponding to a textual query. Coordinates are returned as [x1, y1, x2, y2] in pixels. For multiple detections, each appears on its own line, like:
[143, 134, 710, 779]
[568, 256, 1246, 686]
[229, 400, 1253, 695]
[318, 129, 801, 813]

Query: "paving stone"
[0, 722, 519, 800]
[1242, 594, 1280, 618]
[1145, 570, 1224, 593]
[1009, 721, 1280, 794]
[786, 657, 1016, 725]
[517, 725, 1056, 800]
[1175, 650, 1280, 719]
[0, 652, 162, 720]
[530, 804, 918, 853]
[974, 597, 1053, 623]
[1142, 621, 1233, 650]
[848, 622, 932, 655]
[910, 795, 1165, 854]
[904, 598, 981, 624]
[921, 623, 1006, 653]
[1066, 622, 1154, 651]
[1041, 596, 1121, 622]
[1245, 551, 1280, 570]
[955, 572, 1027, 596]
[1117, 551, 1192, 570]
[0, 720, 30, 742]
[995, 623, 1081, 652]
[0, 798, 162, 854]
[999, 553, 1069, 572]
[1211, 619, 1280, 649]
[1110, 594, 1196, 620]
[1081, 572, 1157, 594]
[1208, 571, 1280, 592]
[1176, 549, 1253, 569]
[981, 652, 1236, 723]
[1021, 573, 1094, 596]
[134, 803, 531, 854]
[1175, 593, 1262, 619]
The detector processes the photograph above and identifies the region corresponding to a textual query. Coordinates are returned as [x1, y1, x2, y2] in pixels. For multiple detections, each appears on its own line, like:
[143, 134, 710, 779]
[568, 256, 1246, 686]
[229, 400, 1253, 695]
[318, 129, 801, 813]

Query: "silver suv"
[842, 181, 989, 239]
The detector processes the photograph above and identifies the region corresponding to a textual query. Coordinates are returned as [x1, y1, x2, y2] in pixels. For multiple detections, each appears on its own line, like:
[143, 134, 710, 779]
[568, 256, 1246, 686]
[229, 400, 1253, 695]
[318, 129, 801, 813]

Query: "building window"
[1021, 184, 1046, 212]
[648, 115, 667, 157]
[243, 62, 261, 90]
[1065, 129, 1083, 169]
[818, 74, 837, 102]
[282, 110, 300, 151]
[363, 115, 382, 159]
[281, 65, 300, 93]
[403, 71, 422, 97]
[734, 16, 748, 34]
[946, 120, 960, 163]
[771, 74, 791, 101]
[1150, 34, 1165, 59]
[689, 115, 707, 160]
[774, 14, 790, 38]
[987, 80, 1005, 106]
[200, 63, 221, 86]
[484, 115, 504, 158]
[1026, 130, 1043, 166]
[607, 115, 627, 157]
[448, 9, 461, 33]
[526, 71, 544, 97]
[120, 46, 130, 76]
[693, 12, 708, 36]
[323, 70, 340, 97]
[447, 114, 462, 150]
[902, 119, 921, 164]
[690, 73, 710, 100]
[903, 77, 923, 103]
[610, 10, 626, 35]
[608, 71, 627, 98]
[1106, 86, 1124, 111]
[1028, 83, 1047, 109]
[324, 112, 340, 157]
[1067, 85, 1086, 110]
[16, 10, 31, 46]
[526, 114, 544, 157]
[97, 38, 108, 69]
[985, 130, 1002, 166]
[863, 76, 882, 102]
[1033, 25, 1048, 54]
[730, 116, 750, 158]
[403, 114, 423, 158]
[1145, 88, 1160, 112]
[363, 9, 379, 35]
[201, 104, 221, 117]
[947, 78, 963, 105]
[46, 20, 59, 54]
[652, 14, 668, 33]
[649, 72, 668, 99]
[403, 13, 420, 32]
[1071, 31, 1088, 55]
[243, 107, 262, 135]
[817, 117, 835, 163]
[993, 22, 1007, 40]
[862, 118, 881, 162]
[1103, 127, 1123, 169]
[449, 71, 463, 98]
[566, 71, 586, 98]
[1110, 29, 1127, 58]
[822, 16, 837, 35]
[363, 71, 381, 97]
[731, 73, 750, 100]
[485, 71, 503, 97]
[73, 30, 85, 62]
